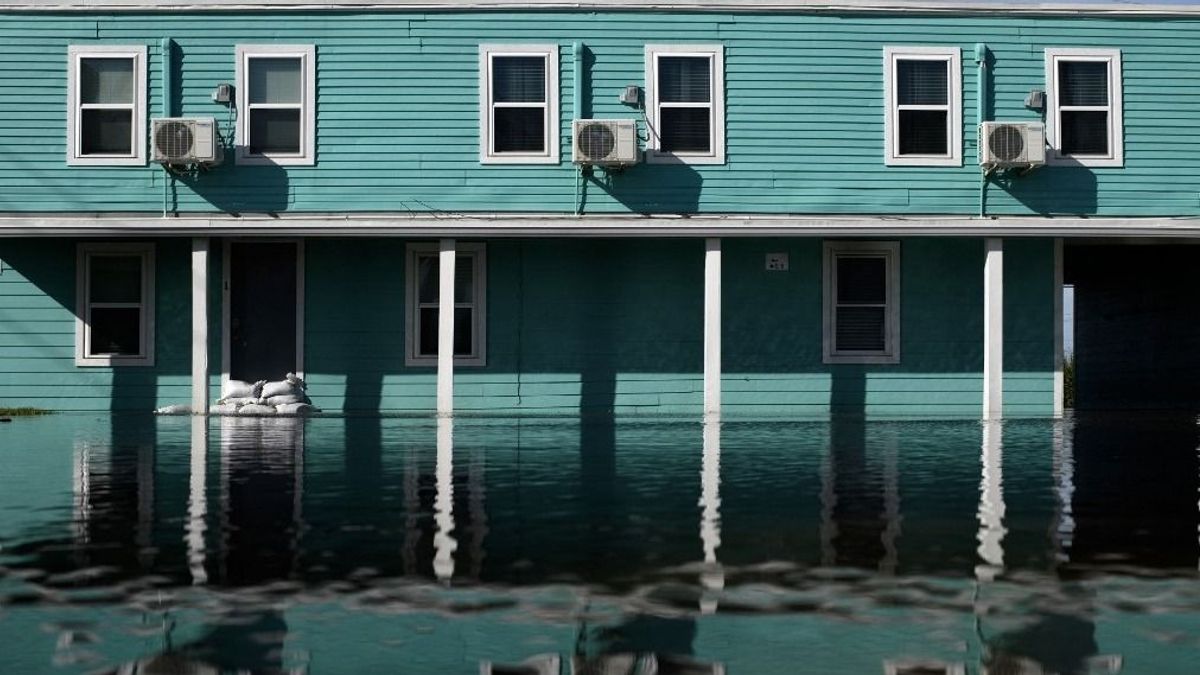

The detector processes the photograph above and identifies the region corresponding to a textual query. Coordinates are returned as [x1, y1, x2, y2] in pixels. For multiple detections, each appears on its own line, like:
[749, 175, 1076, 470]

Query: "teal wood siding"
[0, 235, 1054, 416]
[0, 10, 1199, 217]
[0, 239, 198, 411]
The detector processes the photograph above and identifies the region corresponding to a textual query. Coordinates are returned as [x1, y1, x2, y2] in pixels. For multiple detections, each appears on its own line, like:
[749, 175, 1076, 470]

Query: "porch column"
[191, 237, 209, 414]
[983, 238, 1004, 419]
[437, 239, 456, 416]
[704, 238, 722, 415]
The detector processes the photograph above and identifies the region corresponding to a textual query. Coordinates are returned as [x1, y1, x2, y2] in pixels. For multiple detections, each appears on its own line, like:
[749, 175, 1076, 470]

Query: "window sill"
[645, 150, 725, 166]
[67, 156, 147, 167]
[405, 356, 487, 368]
[76, 355, 156, 367]
[823, 354, 901, 365]
[884, 155, 961, 167]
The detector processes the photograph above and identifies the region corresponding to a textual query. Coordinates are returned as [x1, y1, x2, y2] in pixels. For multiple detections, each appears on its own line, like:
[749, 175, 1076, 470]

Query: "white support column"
[1053, 238, 1065, 417]
[983, 238, 1004, 419]
[191, 237, 210, 414]
[437, 239, 456, 416]
[704, 238, 722, 415]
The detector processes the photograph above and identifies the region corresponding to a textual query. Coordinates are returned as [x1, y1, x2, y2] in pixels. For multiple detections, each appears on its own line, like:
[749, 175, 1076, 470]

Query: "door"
[227, 242, 299, 383]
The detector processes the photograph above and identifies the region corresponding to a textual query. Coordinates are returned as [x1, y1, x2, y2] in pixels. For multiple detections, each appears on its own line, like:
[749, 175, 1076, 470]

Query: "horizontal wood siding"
[0, 238, 193, 411]
[0, 11, 1197, 217]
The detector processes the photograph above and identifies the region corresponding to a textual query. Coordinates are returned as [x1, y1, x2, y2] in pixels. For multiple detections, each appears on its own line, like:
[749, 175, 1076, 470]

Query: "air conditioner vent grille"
[979, 121, 1045, 169]
[155, 121, 194, 160]
[988, 125, 1025, 162]
[578, 123, 616, 161]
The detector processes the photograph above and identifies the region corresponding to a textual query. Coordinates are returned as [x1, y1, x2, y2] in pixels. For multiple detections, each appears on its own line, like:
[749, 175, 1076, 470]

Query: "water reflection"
[5, 414, 1200, 673]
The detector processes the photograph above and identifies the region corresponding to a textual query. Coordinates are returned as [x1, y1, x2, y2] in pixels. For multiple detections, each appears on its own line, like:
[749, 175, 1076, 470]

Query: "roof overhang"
[5, 214, 1200, 238]
[2, 0, 1200, 18]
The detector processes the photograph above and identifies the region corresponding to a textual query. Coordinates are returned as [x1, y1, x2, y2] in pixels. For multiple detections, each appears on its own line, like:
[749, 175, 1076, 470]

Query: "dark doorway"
[1066, 243, 1200, 411]
[228, 241, 299, 383]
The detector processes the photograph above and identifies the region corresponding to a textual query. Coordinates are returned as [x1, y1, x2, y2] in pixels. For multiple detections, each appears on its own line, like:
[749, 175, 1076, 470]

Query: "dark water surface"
[1, 414, 1199, 673]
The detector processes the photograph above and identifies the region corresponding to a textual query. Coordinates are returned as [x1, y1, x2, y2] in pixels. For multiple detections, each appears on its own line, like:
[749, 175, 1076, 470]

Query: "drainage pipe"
[574, 42, 584, 216]
[976, 43, 989, 218]
[161, 37, 175, 218]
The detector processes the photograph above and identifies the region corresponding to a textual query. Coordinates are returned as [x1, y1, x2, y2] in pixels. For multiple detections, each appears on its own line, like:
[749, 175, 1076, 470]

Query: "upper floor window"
[1045, 48, 1123, 167]
[75, 243, 155, 367]
[883, 46, 962, 166]
[644, 44, 725, 164]
[66, 45, 147, 166]
[235, 44, 316, 165]
[479, 44, 560, 164]
[823, 241, 901, 365]
[405, 243, 487, 367]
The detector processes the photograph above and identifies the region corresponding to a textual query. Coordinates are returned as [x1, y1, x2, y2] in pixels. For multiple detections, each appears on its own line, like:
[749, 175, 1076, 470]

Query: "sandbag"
[261, 380, 301, 399]
[221, 379, 265, 400]
[275, 402, 317, 415]
[238, 403, 276, 415]
[218, 396, 258, 407]
[264, 394, 303, 407]
[210, 402, 241, 415]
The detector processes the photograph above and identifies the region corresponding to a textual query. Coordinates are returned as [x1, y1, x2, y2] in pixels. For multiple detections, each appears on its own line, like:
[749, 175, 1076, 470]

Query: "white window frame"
[479, 44, 560, 164]
[66, 45, 148, 166]
[644, 44, 726, 165]
[235, 44, 316, 166]
[405, 243, 487, 367]
[882, 46, 962, 167]
[822, 241, 901, 365]
[75, 242, 155, 367]
[1045, 48, 1124, 167]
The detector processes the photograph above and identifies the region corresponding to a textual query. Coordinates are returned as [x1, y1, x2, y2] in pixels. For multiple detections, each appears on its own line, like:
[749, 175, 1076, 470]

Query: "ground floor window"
[405, 243, 486, 366]
[75, 242, 155, 366]
[823, 241, 900, 364]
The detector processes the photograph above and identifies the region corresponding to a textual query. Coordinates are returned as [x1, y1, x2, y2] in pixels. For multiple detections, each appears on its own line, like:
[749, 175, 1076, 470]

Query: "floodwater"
[1, 414, 1199, 674]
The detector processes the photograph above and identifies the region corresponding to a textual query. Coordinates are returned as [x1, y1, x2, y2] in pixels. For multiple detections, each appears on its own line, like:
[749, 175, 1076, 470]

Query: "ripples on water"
[1, 413, 1199, 673]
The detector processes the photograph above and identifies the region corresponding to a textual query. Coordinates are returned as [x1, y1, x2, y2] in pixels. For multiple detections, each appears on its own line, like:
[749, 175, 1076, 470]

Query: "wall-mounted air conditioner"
[152, 117, 221, 165]
[979, 121, 1045, 169]
[572, 119, 639, 167]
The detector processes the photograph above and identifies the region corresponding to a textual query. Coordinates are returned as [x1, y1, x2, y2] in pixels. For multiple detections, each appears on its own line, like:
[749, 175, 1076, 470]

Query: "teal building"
[1, 0, 1198, 417]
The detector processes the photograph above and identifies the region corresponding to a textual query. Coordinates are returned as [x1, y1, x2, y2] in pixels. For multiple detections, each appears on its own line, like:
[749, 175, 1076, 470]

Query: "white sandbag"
[238, 403, 276, 415]
[261, 380, 301, 399]
[265, 394, 303, 407]
[218, 396, 258, 407]
[153, 404, 191, 415]
[221, 379, 265, 400]
[210, 402, 241, 415]
[286, 372, 307, 389]
[275, 402, 317, 415]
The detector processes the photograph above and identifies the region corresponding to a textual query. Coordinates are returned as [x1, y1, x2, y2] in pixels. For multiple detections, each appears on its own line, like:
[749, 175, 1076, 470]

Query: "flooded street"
[2, 414, 1199, 673]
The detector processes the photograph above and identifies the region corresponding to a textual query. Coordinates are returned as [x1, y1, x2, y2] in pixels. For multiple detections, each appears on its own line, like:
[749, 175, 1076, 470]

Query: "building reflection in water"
[698, 415, 723, 614]
[1050, 417, 1076, 564]
[218, 416, 304, 586]
[819, 418, 900, 570]
[976, 420, 1006, 581]
[433, 415, 458, 582]
[186, 416, 209, 585]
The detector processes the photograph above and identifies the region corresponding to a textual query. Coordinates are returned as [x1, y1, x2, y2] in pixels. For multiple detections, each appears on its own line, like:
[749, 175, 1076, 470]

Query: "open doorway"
[222, 240, 304, 386]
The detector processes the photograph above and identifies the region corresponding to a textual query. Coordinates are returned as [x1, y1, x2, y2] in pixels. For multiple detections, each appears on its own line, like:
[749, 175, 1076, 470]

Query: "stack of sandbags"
[213, 373, 318, 416]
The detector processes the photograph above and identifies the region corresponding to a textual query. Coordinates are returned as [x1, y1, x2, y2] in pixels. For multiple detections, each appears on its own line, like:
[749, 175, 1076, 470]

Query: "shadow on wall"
[174, 150, 291, 215]
[586, 161, 704, 215]
[997, 164, 1098, 215]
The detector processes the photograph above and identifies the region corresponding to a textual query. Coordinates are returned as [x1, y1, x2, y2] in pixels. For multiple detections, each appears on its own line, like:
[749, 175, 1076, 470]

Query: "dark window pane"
[1061, 110, 1109, 155]
[90, 255, 142, 303]
[836, 306, 887, 352]
[418, 255, 438, 303]
[660, 107, 711, 153]
[1059, 61, 1108, 107]
[837, 256, 887, 304]
[898, 110, 948, 155]
[454, 307, 473, 356]
[418, 307, 438, 356]
[248, 108, 301, 154]
[493, 107, 544, 153]
[249, 57, 302, 104]
[80, 57, 134, 104]
[80, 109, 132, 155]
[418, 254, 476, 303]
[896, 59, 948, 106]
[89, 307, 141, 356]
[493, 56, 545, 103]
[659, 56, 711, 103]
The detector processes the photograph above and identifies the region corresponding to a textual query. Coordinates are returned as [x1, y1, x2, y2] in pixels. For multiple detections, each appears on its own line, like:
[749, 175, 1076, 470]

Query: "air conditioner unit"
[572, 119, 639, 166]
[152, 117, 221, 165]
[979, 121, 1045, 169]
